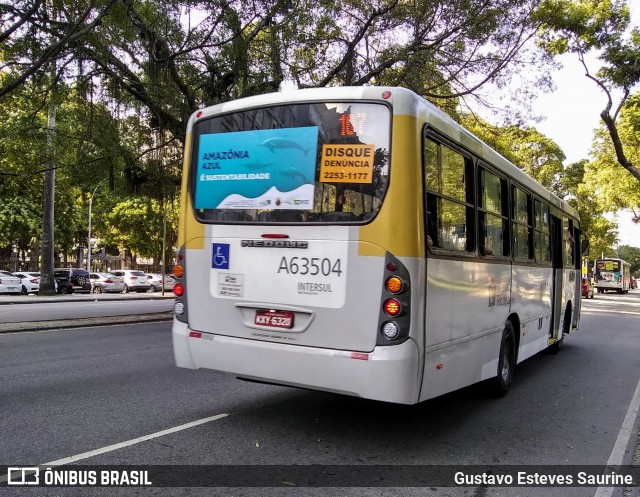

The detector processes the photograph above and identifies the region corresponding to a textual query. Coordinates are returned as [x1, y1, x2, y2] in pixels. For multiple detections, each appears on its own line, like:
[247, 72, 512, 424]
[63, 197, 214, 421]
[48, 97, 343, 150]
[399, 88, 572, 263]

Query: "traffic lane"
[0, 322, 270, 466]
[2, 309, 639, 496]
[43, 302, 639, 468]
[0, 299, 174, 323]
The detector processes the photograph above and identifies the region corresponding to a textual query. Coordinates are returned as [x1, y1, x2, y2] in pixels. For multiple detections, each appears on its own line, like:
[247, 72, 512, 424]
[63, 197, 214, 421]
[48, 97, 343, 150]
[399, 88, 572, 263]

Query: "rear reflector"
[189, 331, 202, 338]
[351, 352, 369, 360]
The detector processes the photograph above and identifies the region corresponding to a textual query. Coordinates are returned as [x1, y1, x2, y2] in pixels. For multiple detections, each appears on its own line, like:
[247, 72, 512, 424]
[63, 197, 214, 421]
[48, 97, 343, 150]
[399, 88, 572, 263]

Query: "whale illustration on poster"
[195, 126, 318, 210]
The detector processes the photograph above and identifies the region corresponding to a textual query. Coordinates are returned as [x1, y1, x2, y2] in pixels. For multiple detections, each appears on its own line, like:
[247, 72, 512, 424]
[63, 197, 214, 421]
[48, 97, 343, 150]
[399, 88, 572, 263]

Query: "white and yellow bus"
[594, 258, 632, 293]
[172, 87, 582, 404]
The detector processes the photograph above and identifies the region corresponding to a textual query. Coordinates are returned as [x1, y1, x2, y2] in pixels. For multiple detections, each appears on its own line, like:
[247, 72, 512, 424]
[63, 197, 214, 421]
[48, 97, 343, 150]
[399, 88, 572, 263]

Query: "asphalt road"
[1, 292, 639, 496]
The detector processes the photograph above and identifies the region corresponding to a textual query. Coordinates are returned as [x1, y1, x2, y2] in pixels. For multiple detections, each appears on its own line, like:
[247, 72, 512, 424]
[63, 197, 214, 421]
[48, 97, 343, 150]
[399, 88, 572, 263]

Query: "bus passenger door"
[549, 215, 564, 340]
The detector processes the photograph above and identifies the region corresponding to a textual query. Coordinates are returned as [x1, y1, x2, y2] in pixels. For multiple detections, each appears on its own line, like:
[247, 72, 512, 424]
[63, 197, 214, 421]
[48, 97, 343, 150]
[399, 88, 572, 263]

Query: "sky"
[517, 3, 639, 247]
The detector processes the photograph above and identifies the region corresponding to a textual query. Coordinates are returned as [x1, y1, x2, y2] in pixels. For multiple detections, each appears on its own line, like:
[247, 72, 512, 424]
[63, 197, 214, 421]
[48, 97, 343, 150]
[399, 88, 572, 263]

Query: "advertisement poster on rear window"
[194, 127, 319, 210]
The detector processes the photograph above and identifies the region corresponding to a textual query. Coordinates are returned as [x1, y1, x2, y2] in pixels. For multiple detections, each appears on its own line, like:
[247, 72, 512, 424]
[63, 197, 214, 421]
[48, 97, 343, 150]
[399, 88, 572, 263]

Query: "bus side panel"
[511, 265, 553, 361]
[419, 258, 511, 401]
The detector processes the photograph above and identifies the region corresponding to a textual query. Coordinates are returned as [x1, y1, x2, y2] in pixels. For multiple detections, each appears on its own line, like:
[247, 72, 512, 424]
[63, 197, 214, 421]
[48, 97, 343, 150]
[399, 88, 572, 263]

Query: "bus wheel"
[490, 321, 516, 397]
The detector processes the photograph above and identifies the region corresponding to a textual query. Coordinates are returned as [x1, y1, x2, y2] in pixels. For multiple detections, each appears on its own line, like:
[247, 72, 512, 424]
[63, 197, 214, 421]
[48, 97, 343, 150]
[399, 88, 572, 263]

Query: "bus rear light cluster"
[377, 253, 411, 345]
[174, 246, 188, 323]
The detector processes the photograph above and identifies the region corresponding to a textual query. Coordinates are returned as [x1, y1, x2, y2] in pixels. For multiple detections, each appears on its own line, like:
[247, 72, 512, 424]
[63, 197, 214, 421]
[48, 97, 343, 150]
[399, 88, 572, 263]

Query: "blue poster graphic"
[212, 243, 230, 269]
[194, 127, 319, 210]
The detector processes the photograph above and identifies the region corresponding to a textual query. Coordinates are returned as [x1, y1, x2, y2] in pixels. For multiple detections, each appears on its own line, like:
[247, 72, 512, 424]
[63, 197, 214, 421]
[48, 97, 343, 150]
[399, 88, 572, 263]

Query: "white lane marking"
[593, 378, 640, 497]
[0, 413, 229, 483]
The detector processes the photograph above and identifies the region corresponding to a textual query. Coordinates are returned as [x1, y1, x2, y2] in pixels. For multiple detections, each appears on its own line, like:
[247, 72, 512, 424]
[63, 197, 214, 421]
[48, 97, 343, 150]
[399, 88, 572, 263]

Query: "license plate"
[255, 310, 294, 329]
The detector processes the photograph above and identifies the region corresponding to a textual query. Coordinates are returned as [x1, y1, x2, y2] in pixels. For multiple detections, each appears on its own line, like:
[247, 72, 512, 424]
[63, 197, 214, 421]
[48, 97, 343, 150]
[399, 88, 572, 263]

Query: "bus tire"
[490, 321, 516, 397]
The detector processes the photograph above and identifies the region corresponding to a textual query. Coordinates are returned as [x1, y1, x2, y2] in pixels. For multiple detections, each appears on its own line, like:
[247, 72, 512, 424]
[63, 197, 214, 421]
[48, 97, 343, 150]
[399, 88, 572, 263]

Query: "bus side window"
[423, 137, 474, 254]
[512, 186, 533, 260]
[478, 167, 508, 257]
[534, 200, 551, 263]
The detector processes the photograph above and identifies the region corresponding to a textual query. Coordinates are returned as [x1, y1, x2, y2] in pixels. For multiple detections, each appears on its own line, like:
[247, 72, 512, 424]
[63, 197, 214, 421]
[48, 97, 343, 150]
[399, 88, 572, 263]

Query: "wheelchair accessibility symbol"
[212, 243, 230, 269]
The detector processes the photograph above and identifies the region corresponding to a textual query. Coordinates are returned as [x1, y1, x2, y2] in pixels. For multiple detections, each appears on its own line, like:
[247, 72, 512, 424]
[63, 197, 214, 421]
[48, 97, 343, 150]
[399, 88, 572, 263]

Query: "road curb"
[0, 312, 173, 334]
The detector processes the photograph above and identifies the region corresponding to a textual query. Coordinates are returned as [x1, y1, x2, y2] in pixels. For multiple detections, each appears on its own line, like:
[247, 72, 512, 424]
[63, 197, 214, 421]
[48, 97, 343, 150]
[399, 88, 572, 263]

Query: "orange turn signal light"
[386, 276, 403, 294]
[173, 265, 184, 278]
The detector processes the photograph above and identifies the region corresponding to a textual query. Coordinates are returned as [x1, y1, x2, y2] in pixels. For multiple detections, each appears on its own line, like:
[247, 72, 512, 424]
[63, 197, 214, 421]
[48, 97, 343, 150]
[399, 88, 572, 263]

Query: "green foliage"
[535, 0, 640, 184]
[586, 92, 640, 212]
[618, 245, 640, 275]
[460, 116, 566, 195]
[0, 197, 41, 248]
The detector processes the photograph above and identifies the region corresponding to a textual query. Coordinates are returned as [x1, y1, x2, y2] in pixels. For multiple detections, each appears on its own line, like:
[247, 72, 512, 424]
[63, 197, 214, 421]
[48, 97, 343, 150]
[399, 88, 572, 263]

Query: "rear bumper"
[172, 318, 421, 404]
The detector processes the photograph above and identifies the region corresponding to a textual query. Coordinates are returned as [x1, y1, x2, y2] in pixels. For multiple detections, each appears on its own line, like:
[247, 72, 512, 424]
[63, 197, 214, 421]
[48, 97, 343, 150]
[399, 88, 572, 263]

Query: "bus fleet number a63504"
[277, 256, 343, 277]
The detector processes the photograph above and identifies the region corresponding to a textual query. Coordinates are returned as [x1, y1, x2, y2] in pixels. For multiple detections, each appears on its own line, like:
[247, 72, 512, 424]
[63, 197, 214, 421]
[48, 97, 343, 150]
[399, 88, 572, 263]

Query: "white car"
[146, 273, 175, 292]
[12, 271, 41, 294]
[89, 272, 125, 294]
[110, 269, 151, 293]
[0, 270, 22, 295]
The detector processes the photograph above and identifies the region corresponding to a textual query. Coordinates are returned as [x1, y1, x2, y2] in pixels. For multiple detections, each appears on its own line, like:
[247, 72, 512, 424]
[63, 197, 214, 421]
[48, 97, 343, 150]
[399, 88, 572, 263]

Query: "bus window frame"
[477, 161, 510, 259]
[423, 129, 476, 257]
[510, 182, 534, 262]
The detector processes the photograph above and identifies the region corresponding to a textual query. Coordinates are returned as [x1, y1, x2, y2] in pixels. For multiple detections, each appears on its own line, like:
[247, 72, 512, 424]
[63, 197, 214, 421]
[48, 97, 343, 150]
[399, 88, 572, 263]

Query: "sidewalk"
[0, 292, 174, 333]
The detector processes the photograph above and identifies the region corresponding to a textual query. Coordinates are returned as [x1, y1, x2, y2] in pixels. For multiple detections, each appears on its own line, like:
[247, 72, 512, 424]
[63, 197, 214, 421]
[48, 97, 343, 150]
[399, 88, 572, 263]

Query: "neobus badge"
[241, 240, 308, 249]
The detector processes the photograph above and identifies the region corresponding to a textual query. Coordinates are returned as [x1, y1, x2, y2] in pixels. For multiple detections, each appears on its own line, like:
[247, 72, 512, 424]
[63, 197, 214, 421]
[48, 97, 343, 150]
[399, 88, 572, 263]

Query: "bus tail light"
[384, 299, 401, 316]
[174, 283, 184, 297]
[173, 265, 184, 278]
[377, 253, 411, 345]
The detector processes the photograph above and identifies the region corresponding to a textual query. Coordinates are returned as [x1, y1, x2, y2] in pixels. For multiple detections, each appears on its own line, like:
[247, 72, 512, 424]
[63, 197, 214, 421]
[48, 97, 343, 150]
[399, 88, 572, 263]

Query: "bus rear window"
[190, 102, 390, 223]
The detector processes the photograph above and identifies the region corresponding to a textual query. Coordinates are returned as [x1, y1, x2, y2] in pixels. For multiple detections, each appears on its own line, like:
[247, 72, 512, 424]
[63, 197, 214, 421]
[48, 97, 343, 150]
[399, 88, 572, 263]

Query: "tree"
[4, 0, 554, 142]
[618, 245, 640, 275]
[535, 0, 640, 183]
[461, 116, 566, 195]
[0, 0, 118, 99]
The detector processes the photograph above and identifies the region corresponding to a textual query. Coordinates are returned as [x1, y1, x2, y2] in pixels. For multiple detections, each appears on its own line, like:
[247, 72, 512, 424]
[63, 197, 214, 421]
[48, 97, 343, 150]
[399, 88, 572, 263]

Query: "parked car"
[12, 271, 41, 294]
[146, 273, 175, 292]
[89, 272, 125, 294]
[0, 270, 22, 295]
[581, 278, 594, 299]
[53, 268, 92, 294]
[110, 269, 150, 293]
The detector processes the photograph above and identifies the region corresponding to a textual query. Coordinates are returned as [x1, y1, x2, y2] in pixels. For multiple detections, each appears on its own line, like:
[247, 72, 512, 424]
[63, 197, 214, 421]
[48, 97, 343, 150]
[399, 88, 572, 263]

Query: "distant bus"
[171, 86, 582, 404]
[594, 258, 631, 293]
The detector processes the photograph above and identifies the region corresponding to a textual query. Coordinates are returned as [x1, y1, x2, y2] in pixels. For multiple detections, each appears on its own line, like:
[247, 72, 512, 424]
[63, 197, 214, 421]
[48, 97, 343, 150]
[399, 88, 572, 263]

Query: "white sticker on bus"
[210, 239, 348, 308]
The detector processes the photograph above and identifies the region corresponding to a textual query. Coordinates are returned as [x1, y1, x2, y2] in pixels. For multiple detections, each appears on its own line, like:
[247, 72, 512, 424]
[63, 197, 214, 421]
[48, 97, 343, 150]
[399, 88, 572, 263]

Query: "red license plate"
[255, 310, 294, 329]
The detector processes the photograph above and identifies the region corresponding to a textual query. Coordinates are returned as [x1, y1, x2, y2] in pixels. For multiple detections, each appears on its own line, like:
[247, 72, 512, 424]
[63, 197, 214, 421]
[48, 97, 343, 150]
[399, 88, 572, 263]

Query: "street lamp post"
[87, 182, 103, 272]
